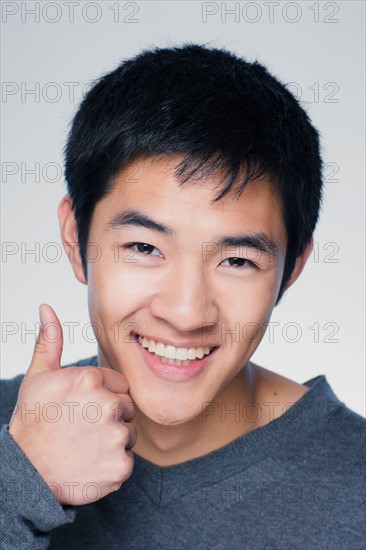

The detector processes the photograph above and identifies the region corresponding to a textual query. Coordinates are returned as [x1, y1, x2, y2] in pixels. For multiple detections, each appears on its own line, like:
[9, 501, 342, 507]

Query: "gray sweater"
[1, 355, 365, 550]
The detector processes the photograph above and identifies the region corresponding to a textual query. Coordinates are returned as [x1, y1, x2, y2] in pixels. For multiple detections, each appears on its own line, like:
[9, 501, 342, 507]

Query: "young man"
[1, 43, 365, 549]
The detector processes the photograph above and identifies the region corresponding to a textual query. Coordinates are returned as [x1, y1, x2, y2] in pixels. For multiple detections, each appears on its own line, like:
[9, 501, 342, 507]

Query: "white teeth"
[165, 345, 177, 359]
[177, 348, 189, 360]
[136, 334, 212, 361]
[155, 342, 165, 357]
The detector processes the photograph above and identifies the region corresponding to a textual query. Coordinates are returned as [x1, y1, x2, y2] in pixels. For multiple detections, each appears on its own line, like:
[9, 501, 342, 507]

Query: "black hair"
[64, 42, 323, 303]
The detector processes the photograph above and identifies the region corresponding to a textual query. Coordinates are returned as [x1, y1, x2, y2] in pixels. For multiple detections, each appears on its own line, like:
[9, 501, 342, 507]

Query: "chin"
[135, 395, 201, 426]
[153, 415, 191, 426]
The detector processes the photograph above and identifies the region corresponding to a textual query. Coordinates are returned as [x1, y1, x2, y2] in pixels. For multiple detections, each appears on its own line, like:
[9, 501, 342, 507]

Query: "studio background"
[1, 1, 365, 417]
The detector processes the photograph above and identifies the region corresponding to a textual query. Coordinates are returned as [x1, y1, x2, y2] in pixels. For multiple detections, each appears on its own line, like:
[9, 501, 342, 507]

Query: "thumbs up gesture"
[8, 304, 137, 506]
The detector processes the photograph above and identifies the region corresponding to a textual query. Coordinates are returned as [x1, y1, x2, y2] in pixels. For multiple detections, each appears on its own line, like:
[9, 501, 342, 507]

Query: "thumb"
[26, 304, 64, 378]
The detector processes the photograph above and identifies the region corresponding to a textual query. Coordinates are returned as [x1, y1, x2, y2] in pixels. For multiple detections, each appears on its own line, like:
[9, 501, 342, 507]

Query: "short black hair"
[64, 42, 323, 303]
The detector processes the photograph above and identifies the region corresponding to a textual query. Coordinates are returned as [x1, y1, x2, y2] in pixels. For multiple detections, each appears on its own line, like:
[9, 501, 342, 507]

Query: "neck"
[131, 362, 259, 467]
[97, 347, 309, 467]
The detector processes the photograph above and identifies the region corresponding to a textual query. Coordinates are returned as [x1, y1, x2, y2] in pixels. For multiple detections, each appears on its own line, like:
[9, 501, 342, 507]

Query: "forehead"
[93, 154, 286, 246]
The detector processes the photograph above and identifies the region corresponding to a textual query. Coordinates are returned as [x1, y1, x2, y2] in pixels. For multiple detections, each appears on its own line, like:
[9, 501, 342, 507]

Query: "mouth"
[131, 331, 219, 382]
[132, 331, 218, 363]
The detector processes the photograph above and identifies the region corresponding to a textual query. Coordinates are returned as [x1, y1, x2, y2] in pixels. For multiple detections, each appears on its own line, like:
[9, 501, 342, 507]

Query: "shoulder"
[322, 400, 366, 466]
[0, 355, 98, 426]
[277, 380, 366, 494]
[307, 377, 366, 452]
[293, 375, 365, 463]
[260, 383, 365, 545]
[265, 374, 366, 488]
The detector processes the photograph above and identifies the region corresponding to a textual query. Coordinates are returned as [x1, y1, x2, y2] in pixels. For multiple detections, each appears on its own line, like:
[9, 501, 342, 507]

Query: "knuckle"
[128, 423, 137, 441]
[78, 367, 104, 389]
[100, 400, 110, 416]
[118, 454, 133, 480]
[109, 425, 126, 446]
[108, 424, 130, 448]
[33, 339, 47, 355]
[109, 481, 123, 492]
[104, 398, 121, 419]
[119, 424, 131, 448]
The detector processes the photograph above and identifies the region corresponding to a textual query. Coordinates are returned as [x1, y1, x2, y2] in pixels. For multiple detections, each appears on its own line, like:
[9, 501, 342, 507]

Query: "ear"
[281, 237, 314, 293]
[58, 194, 87, 285]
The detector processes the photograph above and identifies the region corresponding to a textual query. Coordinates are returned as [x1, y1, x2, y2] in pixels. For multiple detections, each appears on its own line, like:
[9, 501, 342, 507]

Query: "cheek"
[234, 274, 279, 315]
[227, 302, 271, 347]
[87, 255, 142, 318]
[224, 275, 280, 346]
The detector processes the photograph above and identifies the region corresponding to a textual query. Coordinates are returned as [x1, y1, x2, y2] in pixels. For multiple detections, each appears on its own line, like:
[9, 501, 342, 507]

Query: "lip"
[132, 333, 219, 382]
[131, 331, 217, 350]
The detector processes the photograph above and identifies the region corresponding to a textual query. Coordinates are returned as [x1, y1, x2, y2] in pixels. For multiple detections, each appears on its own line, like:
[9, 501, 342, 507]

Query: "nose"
[149, 262, 219, 334]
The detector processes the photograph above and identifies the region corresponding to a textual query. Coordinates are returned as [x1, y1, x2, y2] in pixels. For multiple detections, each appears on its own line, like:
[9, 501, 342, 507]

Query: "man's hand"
[8, 303, 137, 506]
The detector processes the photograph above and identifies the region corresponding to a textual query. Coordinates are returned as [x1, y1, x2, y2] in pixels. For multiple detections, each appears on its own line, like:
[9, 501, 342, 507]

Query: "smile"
[133, 332, 215, 362]
[132, 332, 219, 382]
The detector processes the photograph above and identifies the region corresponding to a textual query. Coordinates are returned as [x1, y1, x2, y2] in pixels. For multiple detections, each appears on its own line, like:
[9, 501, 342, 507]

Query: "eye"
[220, 257, 259, 270]
[122, 242, 163, 256]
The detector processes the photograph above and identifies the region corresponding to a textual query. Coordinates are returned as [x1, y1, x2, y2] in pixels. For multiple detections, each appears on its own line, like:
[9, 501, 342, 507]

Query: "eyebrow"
[106, 208, 281, 258]
[106, 208, 176, 238]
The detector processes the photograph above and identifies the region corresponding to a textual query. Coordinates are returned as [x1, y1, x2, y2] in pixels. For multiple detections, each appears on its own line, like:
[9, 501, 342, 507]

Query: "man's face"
[84, 155, 287, 425]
